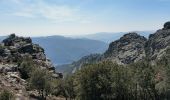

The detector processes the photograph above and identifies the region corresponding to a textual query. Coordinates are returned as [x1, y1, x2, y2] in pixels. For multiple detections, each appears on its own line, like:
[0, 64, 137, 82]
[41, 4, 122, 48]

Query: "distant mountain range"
[32, 36, 108, 65]
[75, 31, 153, 43]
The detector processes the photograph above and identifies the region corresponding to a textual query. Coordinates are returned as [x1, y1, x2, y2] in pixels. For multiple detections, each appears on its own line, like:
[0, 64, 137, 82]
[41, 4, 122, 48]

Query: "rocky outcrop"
[104, 32, 147, 64]
[0, 34, 62, 99]
[146, 22, 170, 60]
[104, 21, 170, 64]
[0, 34, 55, 71]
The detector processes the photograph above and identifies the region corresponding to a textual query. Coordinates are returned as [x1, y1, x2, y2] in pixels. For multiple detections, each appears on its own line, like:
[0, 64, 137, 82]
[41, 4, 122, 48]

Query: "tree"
[18, 57, 35, 79]
[155, 48, 170, 99]
[74, 61, 130, 100]
[63, 76, 76, 100]
[53, 76, 76, 100]
[29, 68, 53, 99]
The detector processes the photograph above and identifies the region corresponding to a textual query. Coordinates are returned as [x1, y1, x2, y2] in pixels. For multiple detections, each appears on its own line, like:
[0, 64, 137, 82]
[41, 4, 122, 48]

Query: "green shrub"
[29, 68, 54, 99]
[0, 90, 14, 100]
[73, 61, 130, 100]
[18, 57, 35, 79]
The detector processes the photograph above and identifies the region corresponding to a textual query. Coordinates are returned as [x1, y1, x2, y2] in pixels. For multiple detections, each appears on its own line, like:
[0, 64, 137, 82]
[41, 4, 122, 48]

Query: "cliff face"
[104, 32, 147, 64]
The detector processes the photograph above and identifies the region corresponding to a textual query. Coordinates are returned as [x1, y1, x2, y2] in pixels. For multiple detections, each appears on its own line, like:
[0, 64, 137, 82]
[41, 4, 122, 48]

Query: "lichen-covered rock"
[104, 32, 147, 64]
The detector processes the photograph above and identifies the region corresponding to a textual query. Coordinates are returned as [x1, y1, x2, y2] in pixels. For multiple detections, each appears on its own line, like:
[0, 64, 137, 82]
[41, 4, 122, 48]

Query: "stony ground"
[0, 64, 65, 100]
[0, 72, 29, 99]
[0, 34, 64, 100]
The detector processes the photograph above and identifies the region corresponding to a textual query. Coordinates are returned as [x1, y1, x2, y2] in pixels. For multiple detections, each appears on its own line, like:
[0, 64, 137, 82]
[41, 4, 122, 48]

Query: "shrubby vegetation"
[0, 90, 14, 100]
[18, 57, 57, 99]
[16, 49, 170, 100]
[29, 68, 54, 99]
[18, 57, 35, 79]
[58, 55, 170, 100]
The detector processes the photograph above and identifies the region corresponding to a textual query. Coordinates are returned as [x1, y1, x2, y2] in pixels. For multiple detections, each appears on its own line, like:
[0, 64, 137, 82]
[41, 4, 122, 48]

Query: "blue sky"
[0, 0, 170, 36]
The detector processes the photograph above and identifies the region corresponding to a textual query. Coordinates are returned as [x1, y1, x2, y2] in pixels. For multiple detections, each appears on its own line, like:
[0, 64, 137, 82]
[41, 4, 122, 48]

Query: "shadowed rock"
[0, 34, 56, 73]
[163, 21, 170, 30]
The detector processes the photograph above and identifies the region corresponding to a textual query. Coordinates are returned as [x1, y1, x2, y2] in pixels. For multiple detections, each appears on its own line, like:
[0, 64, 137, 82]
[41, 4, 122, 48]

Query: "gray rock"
[0, 64, 18, 73]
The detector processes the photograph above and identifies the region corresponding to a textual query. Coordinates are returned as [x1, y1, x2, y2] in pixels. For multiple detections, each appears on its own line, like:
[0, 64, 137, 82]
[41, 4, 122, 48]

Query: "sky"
[0, 0, 170, 36]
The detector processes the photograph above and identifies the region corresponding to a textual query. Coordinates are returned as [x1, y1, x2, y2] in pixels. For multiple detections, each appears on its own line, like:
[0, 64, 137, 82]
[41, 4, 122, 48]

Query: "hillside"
[32, 36, 108, 65]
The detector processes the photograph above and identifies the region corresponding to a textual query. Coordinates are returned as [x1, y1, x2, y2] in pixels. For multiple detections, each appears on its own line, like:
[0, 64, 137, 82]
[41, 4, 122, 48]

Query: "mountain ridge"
[75, 31, 153, 43]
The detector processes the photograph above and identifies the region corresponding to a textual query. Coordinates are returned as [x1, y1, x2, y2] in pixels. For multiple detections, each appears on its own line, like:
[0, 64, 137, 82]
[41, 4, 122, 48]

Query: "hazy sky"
[0, 0, 170, 36]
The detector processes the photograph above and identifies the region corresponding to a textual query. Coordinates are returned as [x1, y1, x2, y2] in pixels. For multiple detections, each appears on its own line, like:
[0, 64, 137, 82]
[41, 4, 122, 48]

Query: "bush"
[54, 76, 76, 100]
[29, 68, 54, 99]
[0, 90, 14, 100]
[74, 61, 130, 100]
[18, 57, 35, 79]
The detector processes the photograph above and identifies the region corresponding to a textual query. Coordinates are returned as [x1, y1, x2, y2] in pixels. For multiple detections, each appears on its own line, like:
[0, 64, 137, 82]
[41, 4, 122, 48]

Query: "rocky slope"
[0, 34, 60, 99]
[58, 21, 170, 74]
[146, 22, 170, 61]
